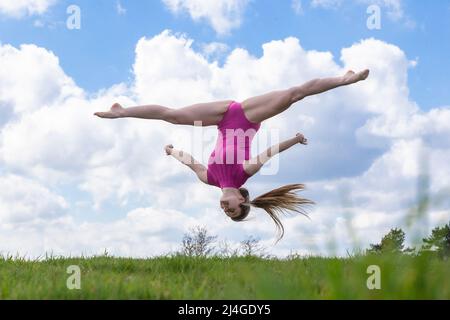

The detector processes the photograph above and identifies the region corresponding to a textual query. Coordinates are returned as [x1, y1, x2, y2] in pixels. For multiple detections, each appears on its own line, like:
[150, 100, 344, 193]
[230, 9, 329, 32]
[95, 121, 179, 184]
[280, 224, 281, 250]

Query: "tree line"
[367, 223, 450, 258]
[178, 222, 450, 259]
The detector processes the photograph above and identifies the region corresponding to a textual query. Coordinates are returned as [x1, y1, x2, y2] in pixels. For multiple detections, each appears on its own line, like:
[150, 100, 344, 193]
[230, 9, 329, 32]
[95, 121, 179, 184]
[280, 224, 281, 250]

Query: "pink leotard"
[207, 101, 261, 189]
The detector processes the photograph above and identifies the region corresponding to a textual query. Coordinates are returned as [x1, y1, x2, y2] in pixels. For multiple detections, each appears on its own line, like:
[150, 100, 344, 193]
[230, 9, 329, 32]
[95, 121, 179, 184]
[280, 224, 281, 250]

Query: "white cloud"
[0, 174, 68, 224]
[358, 0, 404, 21]
[162, 0, 250, 35]
[0, 44, 82, 116]
[311, 0, 342, 9]
[201, 41, 229, 60]
[116, 0, 126, 15]
[0, 206, 199, 257]
[310, 0, 412, 26]
[0, 0, 57, 18]
[133, 30, 216, 105]
[33, 19, 45, 27]
[0, 31, 449, 258]
[292, 0, 304, 15]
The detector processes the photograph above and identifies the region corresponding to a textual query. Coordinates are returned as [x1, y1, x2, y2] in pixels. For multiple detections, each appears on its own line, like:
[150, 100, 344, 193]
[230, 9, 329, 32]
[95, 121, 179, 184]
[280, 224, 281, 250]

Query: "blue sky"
[1, 0, 449, 109]
[1, 0, 449, 257]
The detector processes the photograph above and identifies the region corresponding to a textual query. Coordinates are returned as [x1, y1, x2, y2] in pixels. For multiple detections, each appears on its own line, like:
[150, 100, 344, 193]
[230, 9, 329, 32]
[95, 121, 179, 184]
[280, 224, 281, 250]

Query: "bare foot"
[165, 144, 174, 155]
[296, 133, 308, 145]
[94, 103, 125, 119]
[342, 69, 370, 85]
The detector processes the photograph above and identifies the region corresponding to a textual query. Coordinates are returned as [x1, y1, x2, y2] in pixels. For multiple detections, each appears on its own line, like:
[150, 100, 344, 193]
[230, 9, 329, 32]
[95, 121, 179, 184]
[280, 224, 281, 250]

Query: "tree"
[421, 223, 450, 258]
[181, 225, 218, 257]
[216, 239, 240, 258]
[367, 228, 406, 254]
[240, 235, 265, 257]
[368, 244, 382, 253]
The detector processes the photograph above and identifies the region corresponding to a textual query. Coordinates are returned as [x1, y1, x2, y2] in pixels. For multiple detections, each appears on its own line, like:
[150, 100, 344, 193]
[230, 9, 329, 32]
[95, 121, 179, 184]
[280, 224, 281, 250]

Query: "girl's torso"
[207, 101, 261, 189]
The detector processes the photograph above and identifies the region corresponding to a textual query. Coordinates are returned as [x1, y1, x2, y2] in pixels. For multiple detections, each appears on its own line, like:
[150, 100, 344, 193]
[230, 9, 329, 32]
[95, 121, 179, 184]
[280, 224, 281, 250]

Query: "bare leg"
[94, 100, 234, 126]
[242, 69, 370, 123]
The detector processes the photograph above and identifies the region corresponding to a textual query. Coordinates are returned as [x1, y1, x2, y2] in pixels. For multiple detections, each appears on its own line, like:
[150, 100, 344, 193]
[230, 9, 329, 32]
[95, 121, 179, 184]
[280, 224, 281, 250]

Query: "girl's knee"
[166, 109, 195, 125]
[288, 87, 305, 104]
[165, 109, 182, 124]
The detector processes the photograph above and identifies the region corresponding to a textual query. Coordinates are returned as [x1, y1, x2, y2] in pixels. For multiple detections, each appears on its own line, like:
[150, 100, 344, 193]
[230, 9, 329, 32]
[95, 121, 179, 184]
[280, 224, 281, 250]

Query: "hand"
[296, 133, 308, 145]
[165, 144, 174, 155]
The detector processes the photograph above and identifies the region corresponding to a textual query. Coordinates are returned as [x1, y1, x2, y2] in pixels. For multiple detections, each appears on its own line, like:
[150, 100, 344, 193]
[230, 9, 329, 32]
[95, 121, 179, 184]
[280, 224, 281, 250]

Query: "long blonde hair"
[234, 184, 315, 243]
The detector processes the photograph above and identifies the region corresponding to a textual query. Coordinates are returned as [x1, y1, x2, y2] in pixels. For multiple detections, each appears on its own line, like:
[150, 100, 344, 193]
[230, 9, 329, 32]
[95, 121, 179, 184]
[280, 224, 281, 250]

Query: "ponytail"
[235, 184, 315, 243]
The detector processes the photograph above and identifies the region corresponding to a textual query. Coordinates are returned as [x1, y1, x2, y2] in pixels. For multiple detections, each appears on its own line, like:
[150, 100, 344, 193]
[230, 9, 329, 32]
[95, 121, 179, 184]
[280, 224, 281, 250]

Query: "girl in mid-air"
[95, 69, 370, 241]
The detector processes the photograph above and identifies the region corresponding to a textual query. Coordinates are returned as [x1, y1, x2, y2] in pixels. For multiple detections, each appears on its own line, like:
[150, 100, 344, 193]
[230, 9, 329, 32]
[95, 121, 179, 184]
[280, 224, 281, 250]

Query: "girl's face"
[220, 194, 243, 218]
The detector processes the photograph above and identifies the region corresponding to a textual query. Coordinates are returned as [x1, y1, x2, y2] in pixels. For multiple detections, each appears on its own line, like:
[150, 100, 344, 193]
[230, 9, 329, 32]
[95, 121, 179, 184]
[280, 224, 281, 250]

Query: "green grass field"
[1, 253, 449, 299]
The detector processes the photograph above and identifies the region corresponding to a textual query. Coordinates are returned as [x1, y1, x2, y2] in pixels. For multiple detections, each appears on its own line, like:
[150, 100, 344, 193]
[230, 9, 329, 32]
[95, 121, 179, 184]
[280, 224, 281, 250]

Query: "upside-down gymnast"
[94, 69, 370, 241]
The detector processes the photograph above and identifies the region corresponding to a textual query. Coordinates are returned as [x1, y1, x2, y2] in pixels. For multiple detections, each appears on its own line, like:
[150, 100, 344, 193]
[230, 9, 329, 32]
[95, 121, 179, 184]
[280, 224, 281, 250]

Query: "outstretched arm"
[243, 133, 308, 177]
[165, 145, 208, 184]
